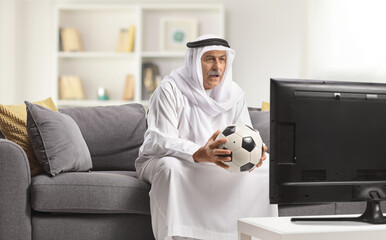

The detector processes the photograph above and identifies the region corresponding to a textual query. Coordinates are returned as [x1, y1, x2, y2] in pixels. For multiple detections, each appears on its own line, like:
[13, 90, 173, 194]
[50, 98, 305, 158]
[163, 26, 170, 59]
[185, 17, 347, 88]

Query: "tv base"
[291, 200, 386, 224]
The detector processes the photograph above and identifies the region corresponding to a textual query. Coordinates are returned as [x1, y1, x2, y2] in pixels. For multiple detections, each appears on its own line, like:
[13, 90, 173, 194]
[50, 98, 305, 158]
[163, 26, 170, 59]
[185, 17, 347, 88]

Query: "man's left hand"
[249, 145, 268, 172]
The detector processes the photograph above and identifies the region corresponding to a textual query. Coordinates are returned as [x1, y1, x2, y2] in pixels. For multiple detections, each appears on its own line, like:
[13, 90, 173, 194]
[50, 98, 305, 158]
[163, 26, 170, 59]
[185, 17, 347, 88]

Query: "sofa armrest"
[0, 139, 31, 240]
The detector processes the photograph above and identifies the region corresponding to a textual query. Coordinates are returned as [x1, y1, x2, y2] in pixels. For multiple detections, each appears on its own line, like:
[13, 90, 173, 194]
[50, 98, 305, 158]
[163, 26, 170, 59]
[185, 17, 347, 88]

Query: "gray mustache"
[207, 70, 222, 76]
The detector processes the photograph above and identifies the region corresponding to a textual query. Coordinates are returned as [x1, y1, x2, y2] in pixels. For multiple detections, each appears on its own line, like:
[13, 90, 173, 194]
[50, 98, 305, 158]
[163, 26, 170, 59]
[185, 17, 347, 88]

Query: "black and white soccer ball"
[216, 124, 263, 173]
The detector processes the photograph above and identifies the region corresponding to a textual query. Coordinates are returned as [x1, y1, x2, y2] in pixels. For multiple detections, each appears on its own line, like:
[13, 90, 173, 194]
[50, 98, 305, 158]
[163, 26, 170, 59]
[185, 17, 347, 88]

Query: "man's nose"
[212, 60, 219, 69]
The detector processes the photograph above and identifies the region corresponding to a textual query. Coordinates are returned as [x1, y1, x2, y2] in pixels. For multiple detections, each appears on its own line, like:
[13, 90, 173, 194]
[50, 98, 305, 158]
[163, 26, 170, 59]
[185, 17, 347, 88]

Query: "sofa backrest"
[57, 105, 267, 172]
[248, 108, 270, 152]
[60, 103, 146, 171]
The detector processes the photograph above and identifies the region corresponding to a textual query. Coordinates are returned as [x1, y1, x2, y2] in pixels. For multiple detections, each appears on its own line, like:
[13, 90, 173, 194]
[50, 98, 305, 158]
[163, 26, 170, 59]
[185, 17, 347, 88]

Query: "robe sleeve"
[139, 82, 201, 163]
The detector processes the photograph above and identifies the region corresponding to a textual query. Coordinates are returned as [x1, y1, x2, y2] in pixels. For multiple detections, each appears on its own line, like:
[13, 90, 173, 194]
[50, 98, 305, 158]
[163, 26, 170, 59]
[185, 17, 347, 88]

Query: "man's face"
[201, 50, 227, 90]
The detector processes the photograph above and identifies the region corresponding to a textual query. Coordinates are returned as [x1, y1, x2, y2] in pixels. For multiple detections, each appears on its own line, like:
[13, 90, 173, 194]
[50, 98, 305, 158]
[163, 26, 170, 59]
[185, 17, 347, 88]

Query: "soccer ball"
[216, 124, 263, 173]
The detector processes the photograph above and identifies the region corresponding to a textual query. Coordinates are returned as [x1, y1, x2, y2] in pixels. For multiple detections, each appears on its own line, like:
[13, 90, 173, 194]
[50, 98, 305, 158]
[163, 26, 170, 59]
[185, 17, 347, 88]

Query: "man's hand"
[193, 130, 232, 169]
[249, 145, 268, 172]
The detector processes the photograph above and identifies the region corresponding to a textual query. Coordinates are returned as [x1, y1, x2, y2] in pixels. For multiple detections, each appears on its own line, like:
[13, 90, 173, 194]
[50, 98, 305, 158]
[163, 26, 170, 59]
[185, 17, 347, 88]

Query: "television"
[270, 78, 386, 224]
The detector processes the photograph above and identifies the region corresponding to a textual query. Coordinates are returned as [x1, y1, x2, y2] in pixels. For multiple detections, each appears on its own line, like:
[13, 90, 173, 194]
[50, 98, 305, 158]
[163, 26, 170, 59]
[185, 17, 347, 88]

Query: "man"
[135, 34, 278, 240]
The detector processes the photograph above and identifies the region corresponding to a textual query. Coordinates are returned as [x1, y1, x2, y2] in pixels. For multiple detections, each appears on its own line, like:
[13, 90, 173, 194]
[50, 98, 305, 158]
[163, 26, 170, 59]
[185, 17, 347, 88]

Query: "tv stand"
[291, 200, 386, 224]
[238, 216, 386, 240]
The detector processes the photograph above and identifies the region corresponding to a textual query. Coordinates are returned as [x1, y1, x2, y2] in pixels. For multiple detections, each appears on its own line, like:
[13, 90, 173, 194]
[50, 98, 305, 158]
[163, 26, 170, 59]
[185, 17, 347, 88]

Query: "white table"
[238, 216, 386, 240]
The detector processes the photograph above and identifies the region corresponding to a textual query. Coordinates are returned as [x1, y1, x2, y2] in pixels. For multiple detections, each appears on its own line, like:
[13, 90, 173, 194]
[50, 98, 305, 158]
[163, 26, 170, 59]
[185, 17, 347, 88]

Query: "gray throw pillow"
[248, 108, 270, 152]
[59, 104, 146, 171]
[25, 101, 92, 176]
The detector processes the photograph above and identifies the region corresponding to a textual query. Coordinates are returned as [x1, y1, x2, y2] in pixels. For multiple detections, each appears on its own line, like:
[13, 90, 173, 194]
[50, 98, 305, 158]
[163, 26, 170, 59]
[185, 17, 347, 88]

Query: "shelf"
[54, 4, 224, 107]
[58, 99, 148, 107]
[142, 51, 185, 58]
[141, 4, 224, 10]
[57, 5, 139, 11]
[58, 52, 136, 58]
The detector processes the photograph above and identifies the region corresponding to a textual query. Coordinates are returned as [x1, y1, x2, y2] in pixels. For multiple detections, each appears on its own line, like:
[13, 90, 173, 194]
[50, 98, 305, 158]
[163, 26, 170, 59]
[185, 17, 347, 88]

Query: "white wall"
[0, 1, 16, 105]
[0, 0, 308, 107]
[306, 0, 386, 83]
[226, 0, 307, 106]
[0, 0, 56, 105]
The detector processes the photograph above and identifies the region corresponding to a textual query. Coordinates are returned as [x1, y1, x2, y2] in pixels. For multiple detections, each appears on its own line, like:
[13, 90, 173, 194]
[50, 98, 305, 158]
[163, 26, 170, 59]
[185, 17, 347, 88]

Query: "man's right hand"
[192, 130, 231, 169]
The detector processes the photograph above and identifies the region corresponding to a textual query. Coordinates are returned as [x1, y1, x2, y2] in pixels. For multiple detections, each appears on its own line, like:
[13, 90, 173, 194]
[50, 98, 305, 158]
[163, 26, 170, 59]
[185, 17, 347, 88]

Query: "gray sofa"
[0, 104, 374, 240]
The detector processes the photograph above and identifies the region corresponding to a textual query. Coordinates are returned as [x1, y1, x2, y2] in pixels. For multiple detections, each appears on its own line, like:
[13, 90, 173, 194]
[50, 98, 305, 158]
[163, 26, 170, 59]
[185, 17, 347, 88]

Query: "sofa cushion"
[59, 104, 146, 171]
[31, 171, 150, 214]
[0, 97, 58, 176]
[25, 101, 92, 176]
[248, 108, 270, 152]
[279, 203, 335, 216]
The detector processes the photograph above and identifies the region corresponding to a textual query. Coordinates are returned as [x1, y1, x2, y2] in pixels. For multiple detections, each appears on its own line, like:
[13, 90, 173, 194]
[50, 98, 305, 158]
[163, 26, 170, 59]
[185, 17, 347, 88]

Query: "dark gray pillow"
[59, 104, 146, 171]
[25, 101, 92, 176]
[248, 108, 270, 152]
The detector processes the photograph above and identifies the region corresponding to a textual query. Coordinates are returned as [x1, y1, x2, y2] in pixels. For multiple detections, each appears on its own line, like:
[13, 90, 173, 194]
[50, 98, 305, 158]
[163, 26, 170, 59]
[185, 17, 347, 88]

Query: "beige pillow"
[0, 97, 58, 176]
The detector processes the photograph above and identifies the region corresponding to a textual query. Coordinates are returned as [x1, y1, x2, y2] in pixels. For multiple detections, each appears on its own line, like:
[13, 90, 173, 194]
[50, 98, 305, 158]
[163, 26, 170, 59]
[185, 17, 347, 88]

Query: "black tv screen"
[270, 78, 386, 223]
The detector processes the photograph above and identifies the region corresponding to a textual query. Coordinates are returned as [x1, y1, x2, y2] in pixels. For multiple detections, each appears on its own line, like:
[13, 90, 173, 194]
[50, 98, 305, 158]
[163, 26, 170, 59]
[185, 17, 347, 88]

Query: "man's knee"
[156, 157, 184, 174]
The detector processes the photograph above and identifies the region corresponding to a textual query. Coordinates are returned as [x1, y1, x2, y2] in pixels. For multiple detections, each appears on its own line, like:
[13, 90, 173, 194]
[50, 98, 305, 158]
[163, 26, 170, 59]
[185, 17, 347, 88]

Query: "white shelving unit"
[54, 4, 225, 107]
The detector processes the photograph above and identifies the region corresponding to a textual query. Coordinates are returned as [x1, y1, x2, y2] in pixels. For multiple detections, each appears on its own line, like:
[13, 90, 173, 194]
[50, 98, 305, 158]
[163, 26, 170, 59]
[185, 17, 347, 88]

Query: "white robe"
[135, 79, 278, 240]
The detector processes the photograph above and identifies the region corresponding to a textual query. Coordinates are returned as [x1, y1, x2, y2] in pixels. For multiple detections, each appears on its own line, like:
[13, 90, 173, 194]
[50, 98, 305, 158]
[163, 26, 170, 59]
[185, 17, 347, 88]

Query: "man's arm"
[139, 82, 201, 163]
[193, 129, 231, 169]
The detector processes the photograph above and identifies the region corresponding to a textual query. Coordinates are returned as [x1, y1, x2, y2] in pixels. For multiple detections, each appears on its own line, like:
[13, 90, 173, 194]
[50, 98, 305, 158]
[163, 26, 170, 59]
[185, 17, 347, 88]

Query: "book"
[59, 75, 85, 100]
[116, 25, 135, 52]
[262, 101, 270, 111]
[126, 25, 135, 52]
[116, 29, 129, 52]
[122, 75, 135, 100]
[59, 76, 71, 100]
[71, 76, 85, 100]
[60, 28, 83, 52]
[58, 28, 63, 51]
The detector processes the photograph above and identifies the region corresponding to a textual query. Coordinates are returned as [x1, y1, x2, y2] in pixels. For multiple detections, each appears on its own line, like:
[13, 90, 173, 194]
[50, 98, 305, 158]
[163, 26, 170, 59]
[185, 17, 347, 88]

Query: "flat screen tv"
[270, 78, 386, 224]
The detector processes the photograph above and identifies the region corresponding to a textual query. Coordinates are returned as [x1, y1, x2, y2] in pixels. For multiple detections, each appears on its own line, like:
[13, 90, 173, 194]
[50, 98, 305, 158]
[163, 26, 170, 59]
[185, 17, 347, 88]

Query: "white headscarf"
[169, 34, 244, 117]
